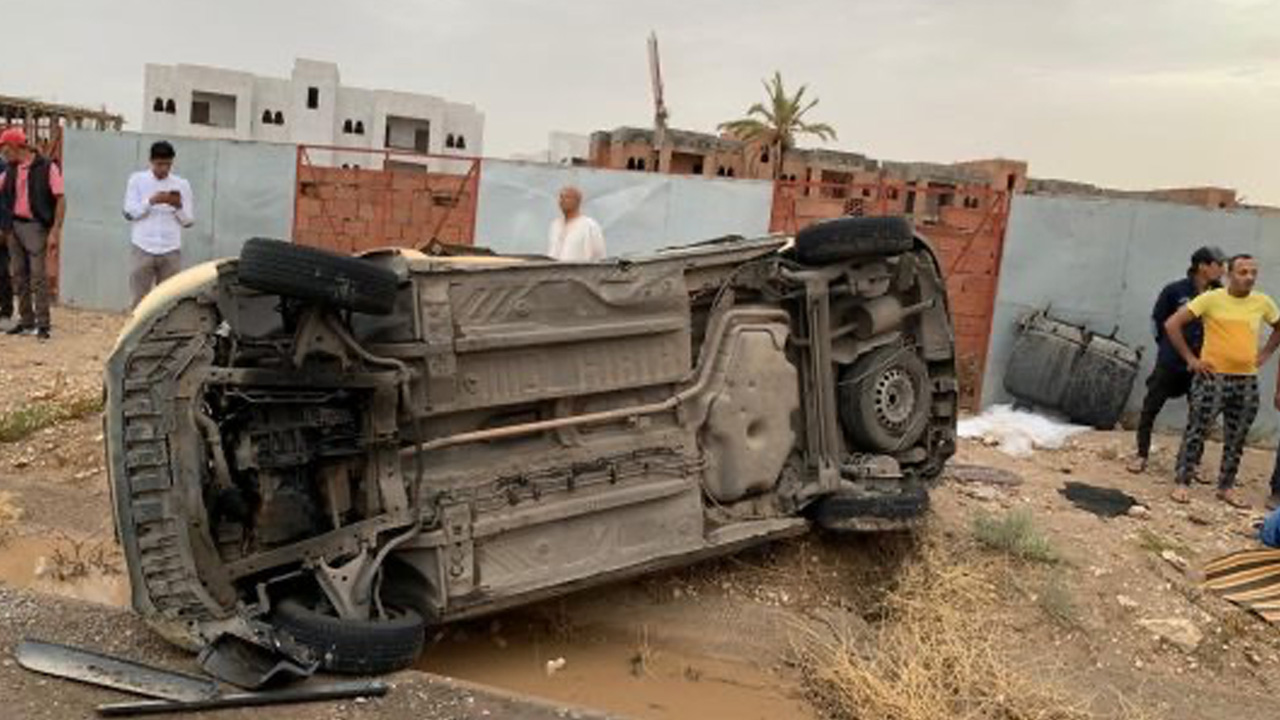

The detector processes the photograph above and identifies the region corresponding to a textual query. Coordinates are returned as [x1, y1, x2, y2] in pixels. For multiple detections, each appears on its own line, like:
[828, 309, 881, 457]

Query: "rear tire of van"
[238, 238, 400, 316]
[794, 216, 915, 265]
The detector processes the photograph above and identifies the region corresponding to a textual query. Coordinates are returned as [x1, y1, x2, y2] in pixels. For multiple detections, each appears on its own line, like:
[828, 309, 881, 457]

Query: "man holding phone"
[124, 140, 193, 308]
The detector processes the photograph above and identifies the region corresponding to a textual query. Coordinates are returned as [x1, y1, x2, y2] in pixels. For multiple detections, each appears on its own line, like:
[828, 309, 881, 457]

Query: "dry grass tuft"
[1135, 527, 1190, 557]
[38, 533, 122, 582]
[1037, 575, 1081, 630]
[629, 624, 656, 678]
[0, 387, 104, 444]
[973, 509, 1059, 563]
[801, 537, 1089, 720]
[0, 490, 21, 546]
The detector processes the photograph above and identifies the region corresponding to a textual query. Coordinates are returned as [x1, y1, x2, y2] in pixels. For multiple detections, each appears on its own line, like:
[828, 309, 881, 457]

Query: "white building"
[510, 131, 591, 166]
[142, 58, 484, 168]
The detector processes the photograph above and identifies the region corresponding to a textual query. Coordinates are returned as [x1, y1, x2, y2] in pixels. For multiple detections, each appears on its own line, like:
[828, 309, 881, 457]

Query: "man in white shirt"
[124, 141, 194, 308]
[546, 186, 605, 261]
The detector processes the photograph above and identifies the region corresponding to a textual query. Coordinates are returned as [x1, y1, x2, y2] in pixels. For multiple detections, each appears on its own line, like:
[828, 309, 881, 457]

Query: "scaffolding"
[0, 94, 124, 162]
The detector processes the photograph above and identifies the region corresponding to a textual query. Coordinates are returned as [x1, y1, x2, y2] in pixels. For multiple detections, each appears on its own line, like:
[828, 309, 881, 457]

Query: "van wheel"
[794, 217, 914, 265]
[238, 238, 400, 315]
[272, 596, 425, 674]
[839, 346, 931, 453]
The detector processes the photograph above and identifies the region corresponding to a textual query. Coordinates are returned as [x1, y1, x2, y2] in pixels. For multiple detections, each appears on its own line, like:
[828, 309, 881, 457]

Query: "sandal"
[1126, 457, 1147, 474]
[1170, 486, 1190, 504]
[1217, 489, 1250, 509]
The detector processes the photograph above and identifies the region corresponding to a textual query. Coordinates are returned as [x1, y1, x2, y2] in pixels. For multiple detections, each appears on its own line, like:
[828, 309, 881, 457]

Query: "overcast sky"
[8, 0, 1279, 203]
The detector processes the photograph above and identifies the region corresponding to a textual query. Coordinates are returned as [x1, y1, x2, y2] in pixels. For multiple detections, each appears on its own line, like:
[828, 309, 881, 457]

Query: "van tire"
[794, 217, 915, 264]
[272, 597, 425, 674]
[238, 238, 399, 315]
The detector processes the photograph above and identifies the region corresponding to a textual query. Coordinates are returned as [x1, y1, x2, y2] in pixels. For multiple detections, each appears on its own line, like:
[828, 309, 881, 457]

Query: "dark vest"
[0, 156, 56, 230]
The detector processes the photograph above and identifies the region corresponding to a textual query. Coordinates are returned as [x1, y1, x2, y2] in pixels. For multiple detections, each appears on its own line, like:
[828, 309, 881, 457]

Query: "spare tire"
[239, 238, 400, 315]
[272, 597, 425, 674]
[794, 216, 914, 265]
[839, 346, 931, 453]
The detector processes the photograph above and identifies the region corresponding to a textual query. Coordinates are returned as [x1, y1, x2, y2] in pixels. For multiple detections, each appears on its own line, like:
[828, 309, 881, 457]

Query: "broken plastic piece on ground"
[197, 634, 318, 690]
[1059, 481, 1137, 518]
[15, 639, 217, 702]
[957, 404, 1088, 457]
[95, 679, 389, 717]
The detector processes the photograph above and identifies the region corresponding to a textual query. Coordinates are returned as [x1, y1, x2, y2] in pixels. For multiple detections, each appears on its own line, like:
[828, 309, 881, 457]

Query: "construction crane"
[647, 31, 668, 173]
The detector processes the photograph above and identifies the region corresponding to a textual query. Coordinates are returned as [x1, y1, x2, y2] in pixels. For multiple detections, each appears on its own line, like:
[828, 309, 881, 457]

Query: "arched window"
[164, 99, 176, 114]
[456, 135, 466, 150]
[445, 134, 455, 149]
[354, 120, 364, 135]
[342, 119, 353, 134]
[626, 157, 636, 170]
[274, 111, 284, 125]
[153, 97, 165, 112]
[716, 166, 725, 176]
[727, 168, 735, 178]
[637, 158, 647, 171]
[262, 109, 273, 124]
[760, 149, 770, 163]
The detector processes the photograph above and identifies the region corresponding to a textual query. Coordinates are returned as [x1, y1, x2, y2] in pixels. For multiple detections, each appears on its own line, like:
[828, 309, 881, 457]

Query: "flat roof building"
[142, 58, 484, 168]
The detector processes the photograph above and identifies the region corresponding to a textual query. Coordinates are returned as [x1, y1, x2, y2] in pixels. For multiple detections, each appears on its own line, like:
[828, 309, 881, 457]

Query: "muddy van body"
[105, 217, 957, 672]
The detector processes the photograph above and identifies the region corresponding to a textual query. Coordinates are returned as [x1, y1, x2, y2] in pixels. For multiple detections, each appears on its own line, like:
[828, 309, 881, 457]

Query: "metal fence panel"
[61, 129, 295, 311]
[475, 160, 773, 256]
[983, 194, 1280, 440]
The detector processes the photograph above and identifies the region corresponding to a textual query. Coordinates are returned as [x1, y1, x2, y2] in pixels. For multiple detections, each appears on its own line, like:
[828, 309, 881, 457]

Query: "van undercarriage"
[105, 218, 957, 673]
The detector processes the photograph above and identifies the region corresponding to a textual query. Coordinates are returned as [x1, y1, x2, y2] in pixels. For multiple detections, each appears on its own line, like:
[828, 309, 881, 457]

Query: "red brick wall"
[294, 163, 477, 254]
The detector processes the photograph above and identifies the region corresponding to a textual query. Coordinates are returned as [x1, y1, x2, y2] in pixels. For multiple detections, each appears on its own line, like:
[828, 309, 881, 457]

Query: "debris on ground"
[96, 680, 389, 717]
[957, 404, 1088, 457]
[1204, 548, 1280, 624]
[1059, 481, 1138, 518]
[1138, 618, 1204, 653]
[1127, 504, 1151, 519]
[944, 463, 1024, 486]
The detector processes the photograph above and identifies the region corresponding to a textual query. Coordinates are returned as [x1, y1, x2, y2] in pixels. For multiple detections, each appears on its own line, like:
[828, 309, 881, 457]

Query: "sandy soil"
[1, 306, 1278, 718]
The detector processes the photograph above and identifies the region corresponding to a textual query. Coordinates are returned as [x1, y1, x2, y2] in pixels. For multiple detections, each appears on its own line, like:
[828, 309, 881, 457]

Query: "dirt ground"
[2, 306, 1279, 719]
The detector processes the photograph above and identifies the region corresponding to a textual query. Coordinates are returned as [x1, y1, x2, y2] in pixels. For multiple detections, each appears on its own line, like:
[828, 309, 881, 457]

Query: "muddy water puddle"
[419, 613, 814, 720]
[0, 534, 129, 607]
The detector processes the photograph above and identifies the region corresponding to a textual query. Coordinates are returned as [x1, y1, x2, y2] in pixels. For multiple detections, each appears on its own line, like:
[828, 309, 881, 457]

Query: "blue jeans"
[1262, 507, 1280, 547]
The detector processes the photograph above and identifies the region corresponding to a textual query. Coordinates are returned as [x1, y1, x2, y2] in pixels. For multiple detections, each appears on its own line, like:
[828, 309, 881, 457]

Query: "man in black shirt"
[1128, 246, 1226, 474]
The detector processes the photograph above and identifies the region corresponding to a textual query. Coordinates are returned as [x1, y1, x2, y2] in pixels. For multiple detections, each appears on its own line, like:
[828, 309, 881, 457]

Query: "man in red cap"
[0, 127, 64, 339]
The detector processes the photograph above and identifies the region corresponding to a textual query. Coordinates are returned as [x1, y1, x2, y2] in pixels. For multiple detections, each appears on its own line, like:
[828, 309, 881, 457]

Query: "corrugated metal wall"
[984, 194, 1280, 441]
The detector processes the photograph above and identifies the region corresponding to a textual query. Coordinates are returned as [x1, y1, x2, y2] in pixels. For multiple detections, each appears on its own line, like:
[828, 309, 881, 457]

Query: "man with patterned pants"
[1165, 254, 1280, 508]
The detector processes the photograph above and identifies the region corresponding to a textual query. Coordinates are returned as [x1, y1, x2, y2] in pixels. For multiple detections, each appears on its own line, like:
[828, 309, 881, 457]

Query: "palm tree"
[718, 72, 837, 180]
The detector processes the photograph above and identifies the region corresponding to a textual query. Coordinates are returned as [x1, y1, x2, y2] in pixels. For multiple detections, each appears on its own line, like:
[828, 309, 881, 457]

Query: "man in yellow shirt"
[1166, 255, 1280, 507]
